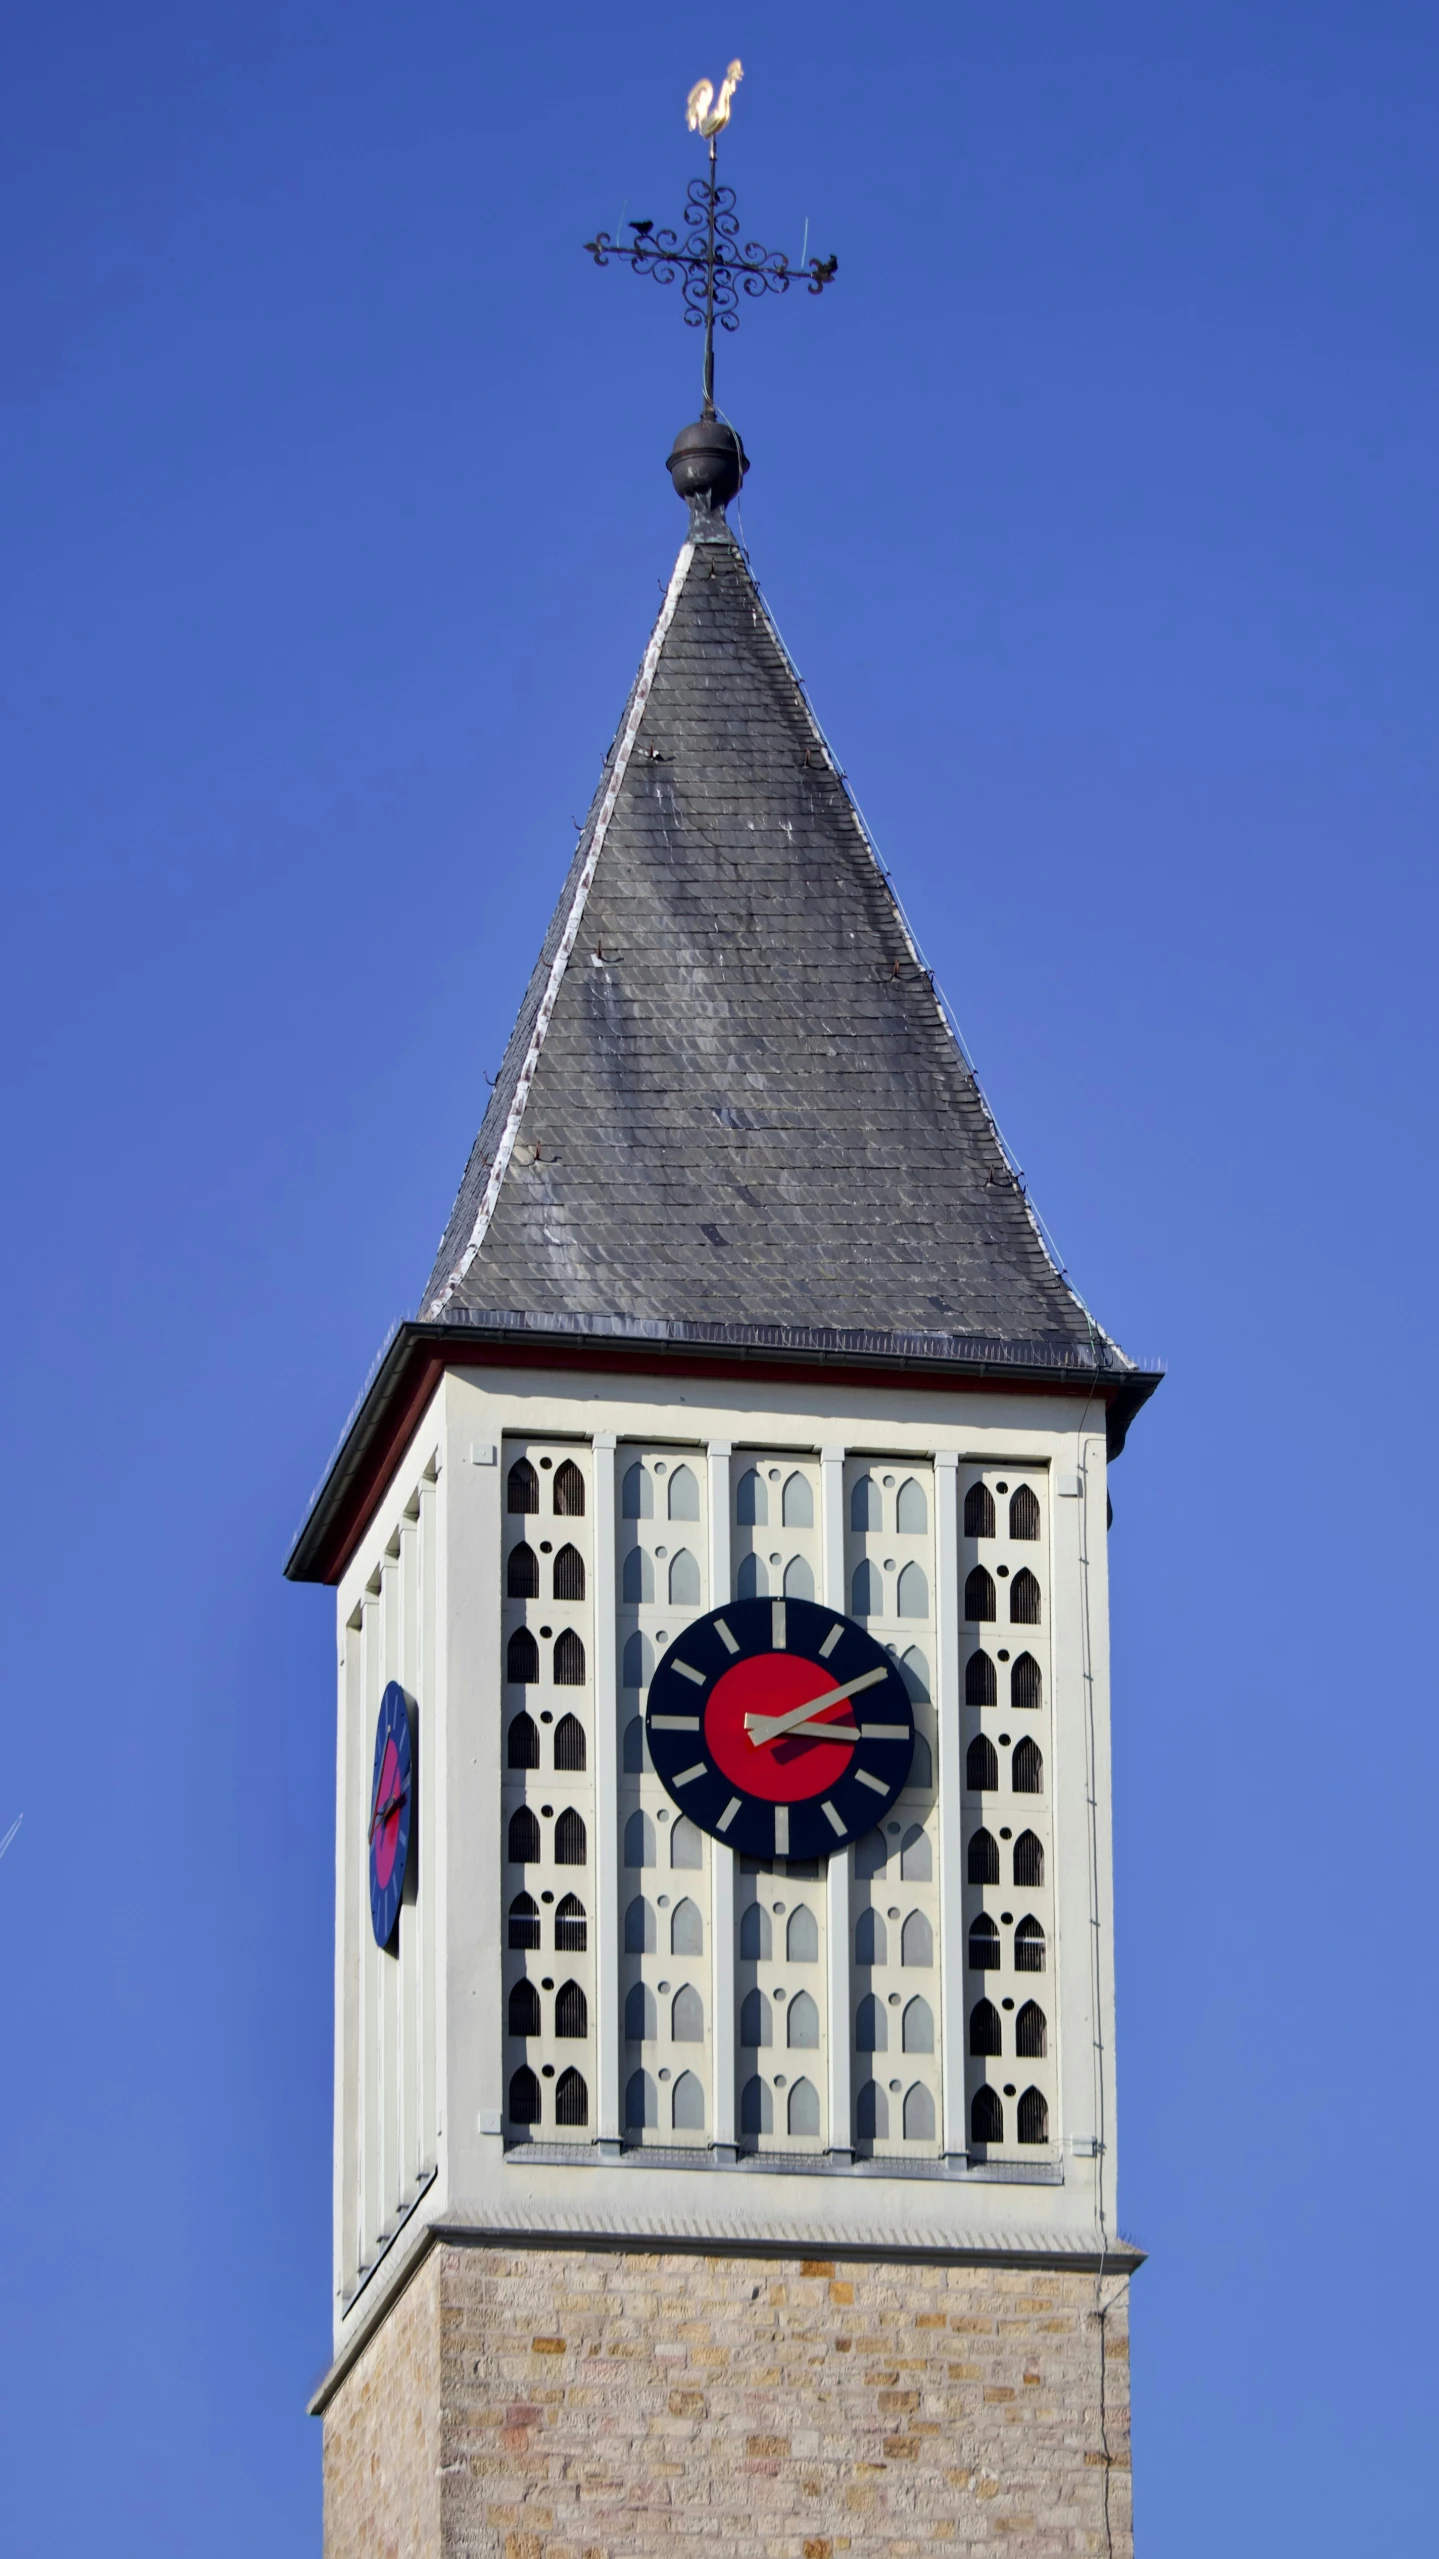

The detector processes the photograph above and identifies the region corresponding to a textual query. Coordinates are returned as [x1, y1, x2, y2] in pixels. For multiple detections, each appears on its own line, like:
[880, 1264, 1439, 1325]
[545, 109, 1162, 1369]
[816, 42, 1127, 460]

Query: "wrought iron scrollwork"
[585, 155, 835, 414]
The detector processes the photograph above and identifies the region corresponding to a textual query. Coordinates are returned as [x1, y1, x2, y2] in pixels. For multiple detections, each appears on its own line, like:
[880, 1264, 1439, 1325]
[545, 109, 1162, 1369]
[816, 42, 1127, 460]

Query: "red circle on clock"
[372, 1735, 403, 1889]
[703, 1652, 857, 1803]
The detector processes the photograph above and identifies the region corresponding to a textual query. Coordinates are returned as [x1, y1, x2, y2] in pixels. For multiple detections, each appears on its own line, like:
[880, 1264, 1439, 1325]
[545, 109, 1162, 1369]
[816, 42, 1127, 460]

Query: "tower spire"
[583, 64, 838, 508]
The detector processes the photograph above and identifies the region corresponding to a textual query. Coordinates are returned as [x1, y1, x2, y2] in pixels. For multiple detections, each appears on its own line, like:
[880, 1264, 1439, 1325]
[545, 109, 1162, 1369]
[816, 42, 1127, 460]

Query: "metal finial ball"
[667, 417, 749, 509]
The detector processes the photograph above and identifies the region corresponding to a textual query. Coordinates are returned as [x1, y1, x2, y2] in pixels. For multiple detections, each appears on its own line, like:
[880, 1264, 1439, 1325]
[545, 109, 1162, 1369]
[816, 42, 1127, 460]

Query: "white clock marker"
[651, 1714, 701, 1731]
[771, 1601, 786, 1649]
[855, 1768, 888, 1795]
[714, 1617, 740, 1654]
[716, 1796, 742, 1832]
[673, 1762, 708, 1787]
[819, 1623, 843, 1659]
[674, 1660, 706, 1686]
[821, 1799, 846, 1835]
[774, 1805, 790, 1855]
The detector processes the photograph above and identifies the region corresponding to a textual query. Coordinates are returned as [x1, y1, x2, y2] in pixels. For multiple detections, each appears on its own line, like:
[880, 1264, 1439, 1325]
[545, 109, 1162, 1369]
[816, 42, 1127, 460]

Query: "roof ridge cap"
[424, 535, 697, 1317]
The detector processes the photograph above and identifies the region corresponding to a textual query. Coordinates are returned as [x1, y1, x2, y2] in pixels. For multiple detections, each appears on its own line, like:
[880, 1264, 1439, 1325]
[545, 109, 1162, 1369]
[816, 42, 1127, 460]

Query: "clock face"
[645, 1596, 915, 1862]
[368, 1681, 414, 1948]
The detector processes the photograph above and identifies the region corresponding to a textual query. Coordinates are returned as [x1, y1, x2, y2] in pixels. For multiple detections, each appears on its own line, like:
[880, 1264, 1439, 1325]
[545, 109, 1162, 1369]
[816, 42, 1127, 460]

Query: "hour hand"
[752, 1715, 860, 1746]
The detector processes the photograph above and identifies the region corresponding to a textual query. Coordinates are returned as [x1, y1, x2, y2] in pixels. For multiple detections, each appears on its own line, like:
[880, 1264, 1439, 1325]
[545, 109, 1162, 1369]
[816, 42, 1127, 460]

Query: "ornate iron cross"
[584, 65, 837, 422]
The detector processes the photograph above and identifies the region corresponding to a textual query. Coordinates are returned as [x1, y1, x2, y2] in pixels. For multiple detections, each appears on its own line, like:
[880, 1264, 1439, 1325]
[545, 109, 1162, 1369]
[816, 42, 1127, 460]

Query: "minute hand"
[746, 1665, 889, 1747]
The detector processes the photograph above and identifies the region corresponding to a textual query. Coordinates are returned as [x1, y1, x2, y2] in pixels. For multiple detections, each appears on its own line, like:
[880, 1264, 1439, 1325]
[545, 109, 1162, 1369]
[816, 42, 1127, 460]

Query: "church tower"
[289, 158, 1159, 2544]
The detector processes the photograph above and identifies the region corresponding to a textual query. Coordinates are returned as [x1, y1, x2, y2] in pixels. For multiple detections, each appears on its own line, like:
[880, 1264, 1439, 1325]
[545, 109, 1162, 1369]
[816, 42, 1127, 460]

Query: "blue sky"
[1, 4, 1435, 2550]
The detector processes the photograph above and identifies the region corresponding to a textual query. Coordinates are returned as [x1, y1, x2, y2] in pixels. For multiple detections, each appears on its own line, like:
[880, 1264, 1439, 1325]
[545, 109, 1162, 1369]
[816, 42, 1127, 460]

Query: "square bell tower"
[288, 429, 1160, 2558]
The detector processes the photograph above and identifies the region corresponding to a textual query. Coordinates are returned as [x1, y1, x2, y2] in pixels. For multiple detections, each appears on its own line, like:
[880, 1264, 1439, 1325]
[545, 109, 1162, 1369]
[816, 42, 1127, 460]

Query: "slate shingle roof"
[421, 511, 1127, 1371]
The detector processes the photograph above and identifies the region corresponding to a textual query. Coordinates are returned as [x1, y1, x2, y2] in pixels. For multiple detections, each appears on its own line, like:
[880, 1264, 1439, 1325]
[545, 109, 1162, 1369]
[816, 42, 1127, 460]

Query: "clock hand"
[369, 1783, 409, 1840]
[745, 1664, 888, 1747]
[759, 1717, 861, 1745]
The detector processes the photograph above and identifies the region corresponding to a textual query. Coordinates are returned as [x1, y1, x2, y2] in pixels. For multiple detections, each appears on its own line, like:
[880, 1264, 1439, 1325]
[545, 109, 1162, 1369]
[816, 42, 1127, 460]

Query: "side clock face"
[368, 1681, 414, 1947]
[645, 1596, 915, 1863]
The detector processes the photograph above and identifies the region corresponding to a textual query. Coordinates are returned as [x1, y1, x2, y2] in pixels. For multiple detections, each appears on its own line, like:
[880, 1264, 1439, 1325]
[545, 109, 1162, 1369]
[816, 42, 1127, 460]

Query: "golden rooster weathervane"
[583, 61, 837, 428]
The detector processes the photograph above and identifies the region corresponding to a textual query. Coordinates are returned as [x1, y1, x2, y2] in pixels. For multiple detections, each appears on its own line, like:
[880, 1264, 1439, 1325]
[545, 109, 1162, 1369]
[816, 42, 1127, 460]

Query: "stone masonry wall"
[323, 2242, 1133, 2559]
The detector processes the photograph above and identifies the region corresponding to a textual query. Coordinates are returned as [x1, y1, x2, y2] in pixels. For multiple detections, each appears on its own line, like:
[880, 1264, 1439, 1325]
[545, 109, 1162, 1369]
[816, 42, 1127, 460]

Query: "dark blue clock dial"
[645, 1596, 914, 1863]
[368, 1681, 414, 1947]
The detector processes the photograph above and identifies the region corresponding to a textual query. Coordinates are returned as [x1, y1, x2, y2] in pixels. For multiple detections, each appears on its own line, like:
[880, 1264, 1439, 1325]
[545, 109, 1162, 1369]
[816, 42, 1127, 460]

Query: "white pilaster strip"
[426, 541, 697, 1315]
[707, 1441, 736, 2154]
[820, 1445, 853, 2159]
[933, 1450, 966, 2160]
[591, 1435, 621, 2148]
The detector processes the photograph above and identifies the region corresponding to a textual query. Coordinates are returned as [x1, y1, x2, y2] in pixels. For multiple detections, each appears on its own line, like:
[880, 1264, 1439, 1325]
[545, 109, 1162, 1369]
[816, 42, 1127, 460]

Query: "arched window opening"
[1017, 2086, 1049, 2144]
[788, 2078, 820, 2137]
[555, 1980, 588, 2038]
[1011, 1652, 1043, 1712]
[625, 2069, 657, 2129]
[899, 1646, 931, 1703]
[854, 1832, 888, 1881]
[1012, 1737, 1043, 1793]
[622, 1715, 646, 1775]
[667, 1463, 700, 1521]
[1015, 1916, 1047, 1972]
[966, 1734, 998, 1792]
[507, 1458, 539, 1515]
[1013, 1830, 1044, 1888]
[1010, 1569, 1041, 1625]
[1009, 1484, 1040, 1541]
[964, 1481, 995, 1539]
[553, 1712, 586, 1771]
[900, 1822, 932, 1881]
[509, 2066, 540, 2126]
[621, 1462, 651, 1520]
[782, 1470, 814, 1528]
[970, 2085, 1003, 2145]
[736, 1468, 766, 1526]
[624, 1982, 656, 2042]
[554, 1808, 587, 1865]
[897, 1561, 928, 1618]
[1015, 2000, 1047, 2057]
[507, 1712, 540, 1771]
[786, 1990, 820, 2049]
[671, 2070, 705, 2131]
[783, 1555, 815, 1602]
[966, 1650, 997, 1706]
[969, 1999, 1002, 2057]
[902, 1996, 934, 2053]
[622, 1541, 654, 1603]
[908, 1731, 933, 1791]
[968, 1827, 999, 1886]
[965, 1567, 996, 1623]
[855, 1908, 886, 1966]
[507, 1807, 540, 1865]
[554, 2067, 588, 2128]
[670, 1896, 703, 1955]
[672, 1983, 704, 2041]
[736, 1552, 767, 1599]
[968, 1914, 1000, 1970]
[552, 1458, 585, 1516]
[554, 1893, 587, 1952]
[740, 1988, 771, 2047]
[507, 1628, 539, 1686]
[507, 1542, 539, 1598]
[508, 1979, 541, 2038]
[552, 1543, 585, 1601]
[623, 1895, 654, 1954]
[903, 2083, 935, 2142]
[850, 1473, 881, 1531]
[668, 1549, 701, 1606]
[739, 1902, 771, 1960]
[671, 1816, 703, 1870]
[856, 1992, 887, 2051]
[786, 1906, 819, 1962]
[508, 1892, 541, 1951]
[622, 1631, 652, 1692]
[554, 1629, 586, 1686]
[896, 1476, 928, 1533]
[740, 2076, 772, 2136]
[901, 1910, 933, 1967]
[856, 2080, 887, 2140]
[851, 1559, 883, 1618]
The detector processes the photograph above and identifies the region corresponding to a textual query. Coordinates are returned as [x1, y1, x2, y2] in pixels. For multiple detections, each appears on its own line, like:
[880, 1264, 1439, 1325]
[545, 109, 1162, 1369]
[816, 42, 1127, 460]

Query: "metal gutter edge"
[286, 1319, 1163, 1585]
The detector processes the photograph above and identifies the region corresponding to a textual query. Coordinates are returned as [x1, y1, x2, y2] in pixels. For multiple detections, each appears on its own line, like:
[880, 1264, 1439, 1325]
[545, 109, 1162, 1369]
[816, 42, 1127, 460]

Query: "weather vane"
[584, 61, 837, 430]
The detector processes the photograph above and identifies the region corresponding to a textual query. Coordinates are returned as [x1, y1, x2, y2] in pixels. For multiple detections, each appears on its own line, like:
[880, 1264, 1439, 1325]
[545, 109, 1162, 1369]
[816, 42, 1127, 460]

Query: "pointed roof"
[423, 511, 1116, 1364]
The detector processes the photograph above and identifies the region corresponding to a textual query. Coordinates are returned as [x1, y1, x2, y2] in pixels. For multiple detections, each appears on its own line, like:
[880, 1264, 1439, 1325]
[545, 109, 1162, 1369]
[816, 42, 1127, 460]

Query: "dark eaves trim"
[285, 1313, 1162, 1586]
